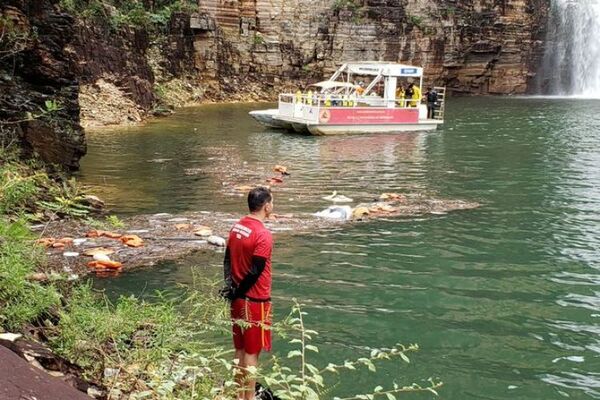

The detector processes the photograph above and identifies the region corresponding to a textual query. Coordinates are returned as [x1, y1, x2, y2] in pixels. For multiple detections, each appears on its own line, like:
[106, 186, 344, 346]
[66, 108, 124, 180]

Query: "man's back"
[228, 216, 273, 300]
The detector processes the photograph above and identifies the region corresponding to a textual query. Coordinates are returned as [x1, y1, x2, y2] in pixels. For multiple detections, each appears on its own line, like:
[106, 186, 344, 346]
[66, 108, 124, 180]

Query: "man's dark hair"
[248, 187, 272, 212]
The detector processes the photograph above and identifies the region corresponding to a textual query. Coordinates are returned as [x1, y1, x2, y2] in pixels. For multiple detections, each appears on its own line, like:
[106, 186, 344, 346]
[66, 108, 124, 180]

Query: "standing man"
[223, 186, 274, 400]
[425, 87, 438, 119]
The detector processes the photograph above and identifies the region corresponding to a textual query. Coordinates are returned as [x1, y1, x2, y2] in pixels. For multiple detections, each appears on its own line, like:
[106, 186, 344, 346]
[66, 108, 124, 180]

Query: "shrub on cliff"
[59, 0, 197, 31]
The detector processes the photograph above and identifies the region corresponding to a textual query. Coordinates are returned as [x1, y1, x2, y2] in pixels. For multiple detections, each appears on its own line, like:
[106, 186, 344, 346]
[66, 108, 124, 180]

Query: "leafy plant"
[0, 16, 36, 61]
[105, 214, 125, 229]
[332, 0, 360, 12]
[37, 178, 92, 218]
[0, 219, 61, 331]
[253, 33, 265, 45]
[407, 14, 424, 28]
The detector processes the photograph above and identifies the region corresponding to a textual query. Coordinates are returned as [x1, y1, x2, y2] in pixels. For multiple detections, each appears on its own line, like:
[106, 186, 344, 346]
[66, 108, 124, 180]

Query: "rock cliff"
[1, 0, 549, 168]
[194, 0, 549, 96]
[0, 0, 86, 169]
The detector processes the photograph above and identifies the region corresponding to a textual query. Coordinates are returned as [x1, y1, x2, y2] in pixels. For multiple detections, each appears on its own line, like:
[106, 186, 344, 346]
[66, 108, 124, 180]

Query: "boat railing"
[432, 86, 446, 120]
[278, 93, 419, 111]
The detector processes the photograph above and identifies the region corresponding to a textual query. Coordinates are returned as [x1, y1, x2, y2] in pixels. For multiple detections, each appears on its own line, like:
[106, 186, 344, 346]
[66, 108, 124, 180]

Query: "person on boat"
[405, 83, 414, 104]
[396, 86, 405, 107]
[222, 187, 274, 400]
[295, 90, 302, 104]
[408, 83, 420, 107]
[355, 81, 365, 96]
[425, 87, 438, 119]
[306, 89, 313, 105]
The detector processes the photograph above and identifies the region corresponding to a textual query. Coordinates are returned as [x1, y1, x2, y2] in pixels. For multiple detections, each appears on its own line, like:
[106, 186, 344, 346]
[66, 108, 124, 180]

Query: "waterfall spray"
[538, 0, 600, 96]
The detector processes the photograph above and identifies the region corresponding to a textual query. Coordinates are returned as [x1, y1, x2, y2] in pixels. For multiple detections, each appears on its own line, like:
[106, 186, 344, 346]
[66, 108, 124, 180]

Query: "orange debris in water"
[379, 193, 406, 202]
[102, 231, 123, 239]
[88, 260, 123, 270]
[273, 165, 290, 175]
[86, 230, 122, 239]
[86, 230, 101, 238]
[35, 238, 55, 247]
[36, 237, 75, 248]
[120, 235, 144, 247]
[266, 177, 284, 184]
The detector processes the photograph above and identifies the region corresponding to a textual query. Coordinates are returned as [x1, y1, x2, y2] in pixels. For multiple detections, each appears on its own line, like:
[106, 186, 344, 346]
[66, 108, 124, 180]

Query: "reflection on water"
[85, 98, 600, 399]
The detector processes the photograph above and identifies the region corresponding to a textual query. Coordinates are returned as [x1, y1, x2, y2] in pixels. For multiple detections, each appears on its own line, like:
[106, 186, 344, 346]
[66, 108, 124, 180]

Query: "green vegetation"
[332, 0, 361, 12]
[0, 219, 61, 331]
[407, 14, 424, 28]
[0, 16, 37, 61]
[0, 215, 443, 398]
[253, 33, 265, 45]
[105, 214, 126, 229]
[58, 0, 198, 31]
[0, 151, 92, 220]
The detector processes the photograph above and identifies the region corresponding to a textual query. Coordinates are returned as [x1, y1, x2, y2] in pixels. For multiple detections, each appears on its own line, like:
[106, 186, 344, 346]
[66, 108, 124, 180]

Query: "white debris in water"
[314, 206, 352, 220]
[208, 235, 226, 247]
[153, 213, 171, 217]
[63, 252, 79, 257]
[168, 217, 189, 222]
[93, 253, 111, 262]
[552, 356, 585, 363]
[507, 386, 518, 390]
[73, 238, 87, 246]
[127, 229, 149, 233]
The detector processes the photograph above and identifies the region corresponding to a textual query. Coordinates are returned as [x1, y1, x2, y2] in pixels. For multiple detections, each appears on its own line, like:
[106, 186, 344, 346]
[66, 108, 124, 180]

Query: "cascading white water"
[537, 0, 600, 96]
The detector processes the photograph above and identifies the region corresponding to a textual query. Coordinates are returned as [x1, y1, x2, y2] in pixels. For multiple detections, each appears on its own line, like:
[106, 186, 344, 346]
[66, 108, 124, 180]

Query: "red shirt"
[228, 216, 273, 300]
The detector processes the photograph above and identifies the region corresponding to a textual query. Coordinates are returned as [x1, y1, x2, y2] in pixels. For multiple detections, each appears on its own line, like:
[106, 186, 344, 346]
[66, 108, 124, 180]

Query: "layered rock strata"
[194, 0, 549, 95]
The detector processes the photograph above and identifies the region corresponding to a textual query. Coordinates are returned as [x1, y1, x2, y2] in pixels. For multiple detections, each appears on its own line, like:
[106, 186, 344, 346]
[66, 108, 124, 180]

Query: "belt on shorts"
[241, 295, 271, 303]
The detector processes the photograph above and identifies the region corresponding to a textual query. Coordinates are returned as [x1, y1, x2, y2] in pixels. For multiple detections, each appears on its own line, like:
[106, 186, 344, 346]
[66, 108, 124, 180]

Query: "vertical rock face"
[0, 0, 86, 169]
[194, 0, 549, 95]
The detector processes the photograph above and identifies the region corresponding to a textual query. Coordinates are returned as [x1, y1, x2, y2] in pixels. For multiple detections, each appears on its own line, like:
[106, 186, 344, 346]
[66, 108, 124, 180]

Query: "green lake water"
[80, 97, 600, 399]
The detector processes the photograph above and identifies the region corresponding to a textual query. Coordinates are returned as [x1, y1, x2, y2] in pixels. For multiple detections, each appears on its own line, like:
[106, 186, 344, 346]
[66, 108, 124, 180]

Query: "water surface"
[82, 97, 600, 399]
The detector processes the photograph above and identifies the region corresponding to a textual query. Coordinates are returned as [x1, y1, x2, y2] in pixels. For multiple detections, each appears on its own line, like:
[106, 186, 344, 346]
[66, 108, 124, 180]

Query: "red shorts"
[231, 298, 272, 354]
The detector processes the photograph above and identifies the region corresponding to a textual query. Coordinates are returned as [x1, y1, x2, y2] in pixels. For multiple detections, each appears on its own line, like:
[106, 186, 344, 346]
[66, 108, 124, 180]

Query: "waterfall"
[537, 0, 600, 96]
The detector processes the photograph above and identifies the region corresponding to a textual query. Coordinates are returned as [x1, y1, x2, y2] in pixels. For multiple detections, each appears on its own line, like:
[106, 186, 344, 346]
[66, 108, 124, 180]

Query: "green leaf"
[305, 344, 319, 353]
[287, 350, 302, 358]
[374, 386, 383, 392]
[386, 394, 396, 400]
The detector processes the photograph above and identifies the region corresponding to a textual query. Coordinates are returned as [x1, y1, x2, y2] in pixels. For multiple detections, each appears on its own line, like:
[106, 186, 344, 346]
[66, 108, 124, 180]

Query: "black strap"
[242, 296, 271, 303]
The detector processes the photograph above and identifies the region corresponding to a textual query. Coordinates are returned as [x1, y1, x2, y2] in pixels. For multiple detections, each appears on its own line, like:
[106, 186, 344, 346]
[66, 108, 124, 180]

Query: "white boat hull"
[306, 121, 442, 135]
[250, 105, 443, 136]
[249, 109, 293, 129]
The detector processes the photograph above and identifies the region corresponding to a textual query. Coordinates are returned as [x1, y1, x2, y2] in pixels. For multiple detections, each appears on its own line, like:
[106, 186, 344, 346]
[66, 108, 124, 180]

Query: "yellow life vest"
[295, 90, 302, 103]
[411, 86, 421, 107]
[348, 94, 356, 107]
[324, 94, 331, 107]
[342, 95, 348, 107]
[306, 90, 313, 105]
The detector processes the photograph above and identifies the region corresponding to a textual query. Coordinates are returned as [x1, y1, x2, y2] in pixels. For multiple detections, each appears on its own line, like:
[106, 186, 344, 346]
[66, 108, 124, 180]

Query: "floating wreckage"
[322, 191, 354, 203]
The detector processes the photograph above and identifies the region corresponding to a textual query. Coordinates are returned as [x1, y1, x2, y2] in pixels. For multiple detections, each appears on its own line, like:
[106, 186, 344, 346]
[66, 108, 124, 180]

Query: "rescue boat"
[249, 62, 445, 135]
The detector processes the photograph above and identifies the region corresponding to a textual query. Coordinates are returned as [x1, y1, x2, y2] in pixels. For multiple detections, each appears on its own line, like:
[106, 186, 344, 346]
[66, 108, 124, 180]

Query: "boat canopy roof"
[335, 62, 423, 78]
[311, 81, 357, 89]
